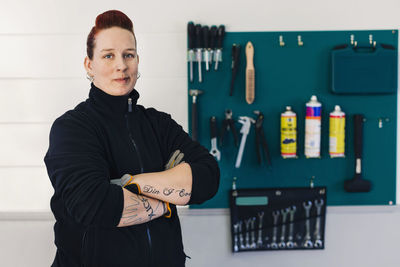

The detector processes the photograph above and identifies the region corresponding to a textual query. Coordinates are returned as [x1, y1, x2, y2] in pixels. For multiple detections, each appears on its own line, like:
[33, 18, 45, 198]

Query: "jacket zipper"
[81, 227, 89, 267]
[126, 97, 153, 266]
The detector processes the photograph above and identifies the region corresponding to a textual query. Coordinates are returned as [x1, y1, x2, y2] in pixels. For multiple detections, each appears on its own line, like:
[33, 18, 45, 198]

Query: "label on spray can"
[281, 106, 297, 158]
[329, 105, 345, 158]
[305, 95, 321, 158]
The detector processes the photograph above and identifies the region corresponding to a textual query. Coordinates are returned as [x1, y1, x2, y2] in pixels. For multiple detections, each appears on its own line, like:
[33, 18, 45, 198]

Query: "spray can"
[329, 105, 345, 158]
[281, 106, 297, 158]
[305, 95, 321, 158]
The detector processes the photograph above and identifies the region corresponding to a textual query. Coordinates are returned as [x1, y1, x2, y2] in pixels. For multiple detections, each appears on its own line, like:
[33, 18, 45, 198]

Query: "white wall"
[0, 0, 399, 266]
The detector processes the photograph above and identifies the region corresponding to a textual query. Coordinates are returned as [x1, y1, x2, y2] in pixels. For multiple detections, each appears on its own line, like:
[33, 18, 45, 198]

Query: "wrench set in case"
[230, 187, 327, 252]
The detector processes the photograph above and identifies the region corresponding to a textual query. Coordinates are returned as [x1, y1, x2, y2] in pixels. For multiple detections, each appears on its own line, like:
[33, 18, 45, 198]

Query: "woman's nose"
[115, 56, 128, 71]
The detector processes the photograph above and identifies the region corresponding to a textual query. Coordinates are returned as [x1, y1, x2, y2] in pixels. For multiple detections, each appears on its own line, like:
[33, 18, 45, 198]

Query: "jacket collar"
[88, 82, 140, 116]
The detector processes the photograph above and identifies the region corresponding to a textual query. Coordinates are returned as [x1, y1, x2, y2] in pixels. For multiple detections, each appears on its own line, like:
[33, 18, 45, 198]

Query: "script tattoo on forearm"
[163, 188, 175, 196]
[162, 187, 192, 198]
[137, 195, 157, 221]
[143, 185, 160, 195]
[177, 189, 191, 198]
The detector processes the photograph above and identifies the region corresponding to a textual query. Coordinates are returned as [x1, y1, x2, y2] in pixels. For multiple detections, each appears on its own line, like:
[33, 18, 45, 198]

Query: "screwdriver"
[209, 26, 217, 70]
[230, 44, 241, 96]
[187, 22, 196, 82]
[195, 24, 203, 83]
[202, 26, 211, 71]
[214, 25, 225, 71]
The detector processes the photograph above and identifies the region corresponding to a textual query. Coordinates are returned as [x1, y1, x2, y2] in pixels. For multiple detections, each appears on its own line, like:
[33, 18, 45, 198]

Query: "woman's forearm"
[117, 188, 169, 227]
[133, 163, 192, 205]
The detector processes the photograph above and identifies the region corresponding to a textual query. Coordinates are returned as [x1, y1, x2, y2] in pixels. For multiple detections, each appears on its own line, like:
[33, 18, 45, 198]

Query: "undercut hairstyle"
[86, 10, 137, 59]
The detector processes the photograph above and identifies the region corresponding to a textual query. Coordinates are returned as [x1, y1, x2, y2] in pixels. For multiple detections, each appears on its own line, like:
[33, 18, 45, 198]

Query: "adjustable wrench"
[209, 117, 221, 161]
[270, 211, 280, 249]
[235, 116, 255, 168]
[286, 205, 297, 248]
[314, 199, 324, 248]
[257, 212, 264, 248]
[303, 201, 313, 248]
[278, 208, 290, 248]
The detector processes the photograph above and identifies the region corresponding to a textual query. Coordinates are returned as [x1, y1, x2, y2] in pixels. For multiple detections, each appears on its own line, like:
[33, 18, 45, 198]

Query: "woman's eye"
[125, 53, 135, 58]
[104, 54, 113, 59]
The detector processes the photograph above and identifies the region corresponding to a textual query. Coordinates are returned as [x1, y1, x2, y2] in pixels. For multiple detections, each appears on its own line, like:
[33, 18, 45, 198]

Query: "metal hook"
[279, 35, 285, 47]
[297, 35, 303, 47]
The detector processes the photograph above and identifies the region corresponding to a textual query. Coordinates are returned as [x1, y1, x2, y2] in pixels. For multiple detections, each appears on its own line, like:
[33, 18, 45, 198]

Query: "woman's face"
[84, 26, 139, 96]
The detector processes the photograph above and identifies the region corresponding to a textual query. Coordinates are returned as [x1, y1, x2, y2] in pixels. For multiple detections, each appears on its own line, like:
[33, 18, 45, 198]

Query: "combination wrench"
[250, 217, 257, 249]
[245, 218, 252, 249]
[278, 208, 290, 248]
[257, 212, 264, 248]
[286, 205, 297, 248]
[270, 210, 280, 249]
[233, 222, 240, 252]
[302, 201, 313, 248]
[313, 199, 324, 248]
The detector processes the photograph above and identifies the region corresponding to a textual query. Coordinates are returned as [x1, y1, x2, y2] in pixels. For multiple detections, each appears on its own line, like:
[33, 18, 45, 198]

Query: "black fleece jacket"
[44, 83, 220, 267]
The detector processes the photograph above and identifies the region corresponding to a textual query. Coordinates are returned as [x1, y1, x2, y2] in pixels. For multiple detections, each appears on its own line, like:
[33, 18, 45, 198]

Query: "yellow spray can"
[329, 105, 345, 158]
[281, 106, 297, 158]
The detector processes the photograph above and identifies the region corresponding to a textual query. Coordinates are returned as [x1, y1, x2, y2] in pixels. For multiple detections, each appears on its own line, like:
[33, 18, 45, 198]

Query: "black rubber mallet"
[344, 114, 372, 192]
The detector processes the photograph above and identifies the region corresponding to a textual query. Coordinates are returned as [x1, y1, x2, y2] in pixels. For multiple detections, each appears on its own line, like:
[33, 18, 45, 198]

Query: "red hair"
[86, 10, 136, 59]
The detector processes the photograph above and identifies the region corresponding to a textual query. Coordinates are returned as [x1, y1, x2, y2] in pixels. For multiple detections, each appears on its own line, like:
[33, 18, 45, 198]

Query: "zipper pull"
[128, 98, 132, 112]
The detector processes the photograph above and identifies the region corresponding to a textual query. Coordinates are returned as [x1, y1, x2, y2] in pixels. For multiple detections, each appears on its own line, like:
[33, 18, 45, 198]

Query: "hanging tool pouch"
[229, 187, 327, 252]
[331, 43, 397, 94]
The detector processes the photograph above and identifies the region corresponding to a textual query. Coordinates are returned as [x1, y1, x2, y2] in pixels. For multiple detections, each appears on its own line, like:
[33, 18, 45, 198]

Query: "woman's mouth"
[114, 77, 130, 84]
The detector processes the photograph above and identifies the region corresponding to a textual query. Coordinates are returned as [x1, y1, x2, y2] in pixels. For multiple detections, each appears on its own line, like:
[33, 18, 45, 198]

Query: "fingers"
[165, 150, 180, 169]
[110, 174, 133, 187]
[165, 149, 185, 170]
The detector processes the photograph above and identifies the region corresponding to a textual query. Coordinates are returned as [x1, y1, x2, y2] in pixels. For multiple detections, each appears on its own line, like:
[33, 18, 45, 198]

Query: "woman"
[44, 10, 220, 267]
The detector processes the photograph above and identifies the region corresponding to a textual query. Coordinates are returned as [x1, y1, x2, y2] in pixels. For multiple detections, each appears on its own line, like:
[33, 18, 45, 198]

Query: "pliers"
[254, 111, 272, 166]
[220, 109, 239, 147]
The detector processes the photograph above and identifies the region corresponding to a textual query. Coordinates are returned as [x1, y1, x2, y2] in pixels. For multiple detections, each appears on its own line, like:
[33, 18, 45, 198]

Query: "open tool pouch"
[230, 187, 327, 252]
[331, 44, 397, 94]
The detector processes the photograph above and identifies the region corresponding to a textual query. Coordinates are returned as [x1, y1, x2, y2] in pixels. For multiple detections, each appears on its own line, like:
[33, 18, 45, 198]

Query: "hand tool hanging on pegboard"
[344, 114, 372, 192]
[189, 89, 203, 141]
[220, 109, 239, 147]
[214, 25, 225, 70]
[230, 44, 241, 96]
[202, 26, 212, 71]
[187, 22, 196, 83]
[235, 116, 254, 168]
[195, 24, 203, 83]
[209, 116, 221, 161]
[245, 41, 255, 104]
[209, 26, 217, 70]
[254, 111, 272, 167]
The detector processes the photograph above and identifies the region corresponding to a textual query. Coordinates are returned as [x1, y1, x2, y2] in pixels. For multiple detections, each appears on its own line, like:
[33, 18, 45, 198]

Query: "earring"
[86, 72, 94, 82]
[137, 72, 141, 79]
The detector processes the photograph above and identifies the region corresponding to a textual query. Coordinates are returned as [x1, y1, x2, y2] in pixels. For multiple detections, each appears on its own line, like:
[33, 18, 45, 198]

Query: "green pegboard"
[188, 30, 397, 208]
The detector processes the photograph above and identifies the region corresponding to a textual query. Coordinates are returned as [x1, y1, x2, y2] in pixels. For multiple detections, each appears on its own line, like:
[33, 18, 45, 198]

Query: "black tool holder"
[230, 187, 327, 252]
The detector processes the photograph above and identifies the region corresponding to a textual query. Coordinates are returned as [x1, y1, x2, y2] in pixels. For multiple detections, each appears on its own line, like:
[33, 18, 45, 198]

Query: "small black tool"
[187, 22, 196, 82]
[195, 24, 203, 82]
[214, 25, 225, 70]
[230, 44, 241, 96]
[344, 114, 372, 192]
[220, 109, 239, 147]
[210, 25, 217, 69]
[254, 111, 272, 166]
[202, 26, 211, 71]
